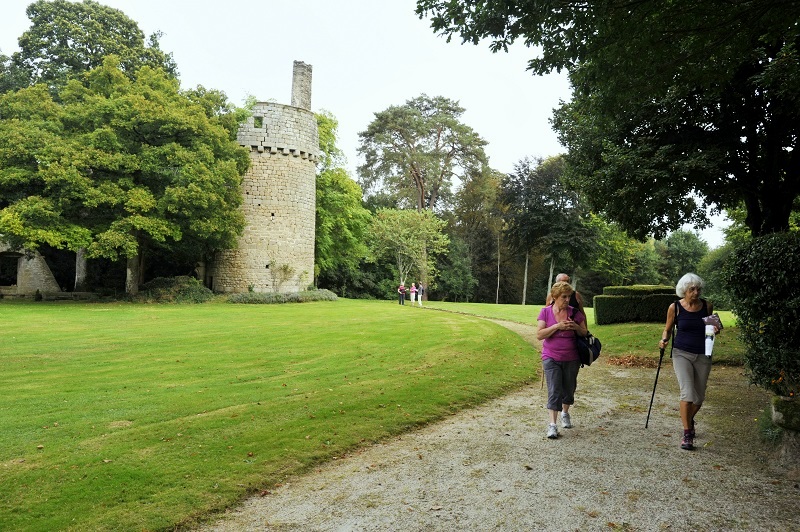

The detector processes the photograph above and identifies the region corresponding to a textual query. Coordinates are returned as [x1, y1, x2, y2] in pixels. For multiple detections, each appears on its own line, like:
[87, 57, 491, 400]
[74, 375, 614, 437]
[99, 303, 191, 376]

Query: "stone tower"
[208, 61, 319, 293]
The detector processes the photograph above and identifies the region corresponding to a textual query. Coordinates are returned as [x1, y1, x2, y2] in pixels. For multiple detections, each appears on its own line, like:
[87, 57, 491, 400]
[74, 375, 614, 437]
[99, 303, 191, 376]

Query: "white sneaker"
[547, 423, 559, 439]
[560, 412, 573, 429]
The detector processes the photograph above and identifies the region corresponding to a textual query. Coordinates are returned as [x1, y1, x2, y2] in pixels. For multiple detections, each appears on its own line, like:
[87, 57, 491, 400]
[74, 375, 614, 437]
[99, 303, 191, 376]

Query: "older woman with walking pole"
[657, 273, 719, 450]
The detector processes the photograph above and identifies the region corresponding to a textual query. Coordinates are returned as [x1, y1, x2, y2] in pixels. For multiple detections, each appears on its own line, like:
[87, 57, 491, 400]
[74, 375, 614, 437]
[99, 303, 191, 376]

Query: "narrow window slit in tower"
[253, 116, 263, 128]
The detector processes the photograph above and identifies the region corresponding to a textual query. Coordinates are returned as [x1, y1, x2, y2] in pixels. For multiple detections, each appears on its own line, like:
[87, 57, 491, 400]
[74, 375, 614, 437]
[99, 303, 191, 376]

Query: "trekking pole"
[645, 347, 665, 428]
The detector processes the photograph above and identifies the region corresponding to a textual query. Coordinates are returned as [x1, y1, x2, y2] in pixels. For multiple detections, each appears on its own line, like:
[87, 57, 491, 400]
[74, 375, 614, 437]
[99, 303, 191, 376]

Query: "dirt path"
[200, 320, 799, 531]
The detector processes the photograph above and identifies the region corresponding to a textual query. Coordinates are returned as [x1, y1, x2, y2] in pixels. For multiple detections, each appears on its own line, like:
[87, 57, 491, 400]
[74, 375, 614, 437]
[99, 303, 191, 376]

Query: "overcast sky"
[1, 0, 728, 247]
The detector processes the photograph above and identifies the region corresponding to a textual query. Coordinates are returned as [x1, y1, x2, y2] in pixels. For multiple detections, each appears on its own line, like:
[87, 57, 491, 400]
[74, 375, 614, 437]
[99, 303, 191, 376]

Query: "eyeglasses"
[687, 286, 702, 292]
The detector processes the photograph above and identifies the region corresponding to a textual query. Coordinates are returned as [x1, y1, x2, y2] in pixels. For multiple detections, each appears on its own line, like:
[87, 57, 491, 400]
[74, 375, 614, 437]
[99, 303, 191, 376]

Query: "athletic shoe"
[560, 411, 573, 429]
[680, 432, 694, 450]
[547, 423, 559, 439]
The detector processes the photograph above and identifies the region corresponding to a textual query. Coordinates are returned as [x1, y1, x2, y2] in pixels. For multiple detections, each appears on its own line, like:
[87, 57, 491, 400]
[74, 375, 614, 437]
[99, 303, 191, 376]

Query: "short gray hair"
[676, 273, 705, 297]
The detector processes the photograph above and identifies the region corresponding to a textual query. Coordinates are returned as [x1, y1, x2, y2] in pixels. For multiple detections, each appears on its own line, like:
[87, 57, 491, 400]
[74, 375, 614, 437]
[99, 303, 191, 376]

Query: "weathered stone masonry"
[208, 61, 319, 293]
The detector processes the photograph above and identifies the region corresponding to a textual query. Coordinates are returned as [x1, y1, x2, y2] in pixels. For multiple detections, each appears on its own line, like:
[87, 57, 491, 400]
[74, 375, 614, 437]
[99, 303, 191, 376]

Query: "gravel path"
[200, 320, 800, 531]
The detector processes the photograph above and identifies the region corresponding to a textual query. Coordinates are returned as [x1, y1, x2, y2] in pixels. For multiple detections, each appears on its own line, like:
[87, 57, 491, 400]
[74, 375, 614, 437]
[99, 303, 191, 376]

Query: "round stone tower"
[209, 61, 318, 293]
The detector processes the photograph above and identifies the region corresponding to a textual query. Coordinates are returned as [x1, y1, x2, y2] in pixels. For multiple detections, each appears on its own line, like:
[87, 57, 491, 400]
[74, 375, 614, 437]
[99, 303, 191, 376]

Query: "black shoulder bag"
[571, 308, 601, 367]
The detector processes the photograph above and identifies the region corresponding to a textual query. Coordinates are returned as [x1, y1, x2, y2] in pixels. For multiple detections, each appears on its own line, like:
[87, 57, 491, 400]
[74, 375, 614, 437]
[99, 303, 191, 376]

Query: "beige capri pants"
[672, 347, 712, 404]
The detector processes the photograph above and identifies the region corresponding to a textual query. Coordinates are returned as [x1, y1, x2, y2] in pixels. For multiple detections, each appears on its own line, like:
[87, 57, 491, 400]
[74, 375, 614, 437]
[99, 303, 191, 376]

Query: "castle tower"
[208, 61, 319, 293]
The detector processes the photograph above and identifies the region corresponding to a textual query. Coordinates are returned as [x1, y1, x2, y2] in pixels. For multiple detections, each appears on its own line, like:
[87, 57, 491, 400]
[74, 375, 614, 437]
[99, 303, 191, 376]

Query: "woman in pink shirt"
[537, 281, 587, 439]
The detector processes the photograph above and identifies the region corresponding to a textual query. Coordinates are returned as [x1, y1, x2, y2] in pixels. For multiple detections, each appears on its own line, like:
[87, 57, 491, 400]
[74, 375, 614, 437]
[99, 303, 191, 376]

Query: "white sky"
[0, 0, 729, 247]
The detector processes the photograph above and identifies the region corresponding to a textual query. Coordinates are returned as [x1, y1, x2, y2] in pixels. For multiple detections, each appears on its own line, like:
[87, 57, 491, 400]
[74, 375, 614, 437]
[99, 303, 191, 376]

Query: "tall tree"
[584, 214, 636, 287]
[630, 239, 664, 285]
[314, 111, 371, 291]
[500, 155, 595, 299]
[358, 94, 488, 212]
[436, 236, 478, 302]
[450, 165, 505, 302]
[658, 230, 710, 284]
[0, 57, 248, 294]
[416, 1, 800, 238]
[367, 208, 449, 288]
[5, 0, 176, 92]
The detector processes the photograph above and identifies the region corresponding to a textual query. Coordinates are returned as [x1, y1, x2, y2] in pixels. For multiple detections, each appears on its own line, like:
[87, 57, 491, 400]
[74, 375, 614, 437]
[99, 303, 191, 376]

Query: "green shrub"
[136, 276, 215, 303]
[722, 232, 800, 397]
[594, 285, 677, 324]
[227, 288, 338, 304]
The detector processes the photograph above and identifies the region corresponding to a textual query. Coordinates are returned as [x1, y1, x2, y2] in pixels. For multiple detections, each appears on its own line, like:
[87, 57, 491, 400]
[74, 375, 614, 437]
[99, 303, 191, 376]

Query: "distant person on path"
[659, 273, 719, 450]
[417, 283, 424, 307]
[537, 281, 587, 439]
[545, 273, 584, 313]
[410, 283, 417, 304]
[398, 284, 406, 305]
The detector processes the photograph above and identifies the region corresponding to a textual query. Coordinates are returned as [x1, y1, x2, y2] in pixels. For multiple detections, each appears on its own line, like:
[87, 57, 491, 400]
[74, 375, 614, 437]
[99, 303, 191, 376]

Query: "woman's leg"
[679, 400, 695, 430]
[688, 356, 712, 429]
[542, 358, 563, 434]
[560, 360, 579, 427]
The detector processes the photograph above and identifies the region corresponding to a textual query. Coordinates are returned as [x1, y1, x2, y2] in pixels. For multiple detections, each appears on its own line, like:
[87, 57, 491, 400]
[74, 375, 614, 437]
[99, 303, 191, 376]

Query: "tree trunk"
[495, 230, 500, 304]
[74, 248, 88, 291]
[126, 254, 140, 295]
[546, 256, 555, 300]
[521, 250, 529, 305]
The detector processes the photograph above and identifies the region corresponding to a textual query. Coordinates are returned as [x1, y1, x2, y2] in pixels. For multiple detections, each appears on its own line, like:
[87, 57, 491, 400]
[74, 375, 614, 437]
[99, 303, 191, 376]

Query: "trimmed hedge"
[602, 285, 675, 296]
[227, 289, 339, 304]
[594, 285, 677, 325]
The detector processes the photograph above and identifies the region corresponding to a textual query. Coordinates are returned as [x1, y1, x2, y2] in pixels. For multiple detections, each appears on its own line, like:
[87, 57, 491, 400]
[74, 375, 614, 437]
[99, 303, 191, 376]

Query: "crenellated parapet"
[238, 102, 319, 162]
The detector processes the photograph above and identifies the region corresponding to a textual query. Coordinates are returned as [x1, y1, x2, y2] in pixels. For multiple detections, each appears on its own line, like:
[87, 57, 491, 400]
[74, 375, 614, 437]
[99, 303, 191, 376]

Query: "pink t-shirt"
[537, 305, 585, 362]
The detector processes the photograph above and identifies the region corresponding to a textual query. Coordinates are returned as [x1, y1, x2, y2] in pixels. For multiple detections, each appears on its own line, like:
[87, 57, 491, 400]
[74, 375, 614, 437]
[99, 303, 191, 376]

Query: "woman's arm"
[537, 317, 582, 340]
[658, 304, 676, 349]
[537, 319, 572, 341]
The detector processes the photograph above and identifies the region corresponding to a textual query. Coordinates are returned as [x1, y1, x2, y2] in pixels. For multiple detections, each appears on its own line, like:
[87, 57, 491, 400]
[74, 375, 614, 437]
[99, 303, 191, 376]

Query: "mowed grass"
[425, 301, 745, 365]
[0, 299, 535, 531]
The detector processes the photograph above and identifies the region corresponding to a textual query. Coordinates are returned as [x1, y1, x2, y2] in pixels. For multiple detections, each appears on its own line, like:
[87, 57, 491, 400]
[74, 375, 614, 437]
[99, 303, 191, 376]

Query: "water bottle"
[704, 324, 715, 358]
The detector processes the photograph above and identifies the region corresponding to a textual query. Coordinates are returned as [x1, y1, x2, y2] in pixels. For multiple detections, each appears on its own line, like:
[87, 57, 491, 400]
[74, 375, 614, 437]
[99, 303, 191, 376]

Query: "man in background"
[546, 273, 584, 313]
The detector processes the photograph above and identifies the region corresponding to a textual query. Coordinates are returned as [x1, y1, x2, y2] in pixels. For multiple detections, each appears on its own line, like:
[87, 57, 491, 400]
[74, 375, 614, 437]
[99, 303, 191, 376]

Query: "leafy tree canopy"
[657, 230, 709, 284]
[3, 0, 177, 92]
[0, 57, 247, 266]
[358, 94, 488, 212]
[367, 208, 449, 287]
[417, 1, 800, 238]
[500, 155, 595, 269]
[315, 111, 371, 283]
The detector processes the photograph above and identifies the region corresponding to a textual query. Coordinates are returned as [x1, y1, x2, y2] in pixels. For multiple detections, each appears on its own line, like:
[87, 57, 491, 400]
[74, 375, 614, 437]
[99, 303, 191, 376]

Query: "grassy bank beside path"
[425, 301, 745, 365]
[0, 299, 534, 531]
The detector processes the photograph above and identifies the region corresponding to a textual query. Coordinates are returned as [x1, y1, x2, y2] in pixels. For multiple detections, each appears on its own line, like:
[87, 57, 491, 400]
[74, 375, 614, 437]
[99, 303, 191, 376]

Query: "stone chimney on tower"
[291, 61, 313, 110]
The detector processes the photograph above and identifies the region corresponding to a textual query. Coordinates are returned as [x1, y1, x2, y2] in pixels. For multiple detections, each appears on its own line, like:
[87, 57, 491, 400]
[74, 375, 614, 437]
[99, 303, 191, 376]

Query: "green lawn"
[0, 298, 745, 530]
[0, 299, 535, 531]
[425, 301, 745, 365]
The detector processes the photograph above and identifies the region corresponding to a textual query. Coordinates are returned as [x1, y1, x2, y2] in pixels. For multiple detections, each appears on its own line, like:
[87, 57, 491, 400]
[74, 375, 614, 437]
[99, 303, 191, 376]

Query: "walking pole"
[645, 347, 665, 428]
